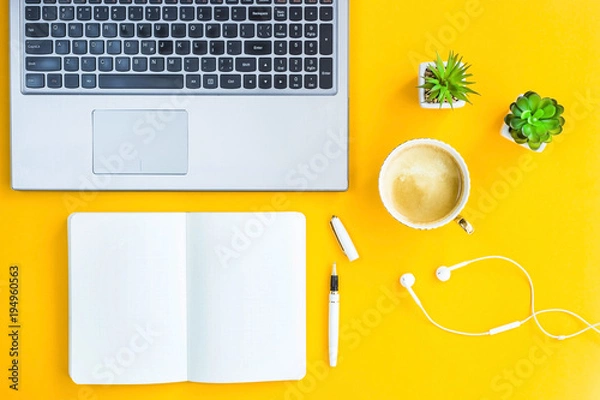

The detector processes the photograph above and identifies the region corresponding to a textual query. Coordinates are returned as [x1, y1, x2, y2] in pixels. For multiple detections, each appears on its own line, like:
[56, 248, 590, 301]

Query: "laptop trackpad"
[93, 110, 188, 175]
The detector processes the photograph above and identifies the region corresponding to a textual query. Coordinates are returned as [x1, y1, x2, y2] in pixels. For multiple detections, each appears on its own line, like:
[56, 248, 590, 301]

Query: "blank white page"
[68, 213, 188, 384]
[186, 212, 306, 383]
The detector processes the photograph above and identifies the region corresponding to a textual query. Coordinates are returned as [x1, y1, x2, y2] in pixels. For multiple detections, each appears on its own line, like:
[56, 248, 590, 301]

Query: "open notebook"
[68, 212, 306, 385]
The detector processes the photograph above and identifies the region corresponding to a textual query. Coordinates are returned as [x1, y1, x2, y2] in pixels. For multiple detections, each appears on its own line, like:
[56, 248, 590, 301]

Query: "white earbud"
[435, 266, 451, 282]
[399, 273, 421, 306]
[400, 273, 415, 288]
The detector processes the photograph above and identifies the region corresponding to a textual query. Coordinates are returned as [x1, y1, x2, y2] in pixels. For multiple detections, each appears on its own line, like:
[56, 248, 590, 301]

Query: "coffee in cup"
[379, 139, 473, 233]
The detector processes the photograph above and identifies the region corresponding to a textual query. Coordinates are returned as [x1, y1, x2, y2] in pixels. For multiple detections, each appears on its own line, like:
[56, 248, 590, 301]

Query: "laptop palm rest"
[92, 109, 188, 175]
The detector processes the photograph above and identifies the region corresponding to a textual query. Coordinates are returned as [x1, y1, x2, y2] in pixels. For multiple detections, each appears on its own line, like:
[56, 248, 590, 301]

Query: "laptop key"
[64, 74, 79, 88]
[304, 57, 317, 72]
[47, 74, 62, 88]
[274, 7, 286, 20]
[258, 57, 271, 72]
[235, 58, 256, 72]
[26, 6, 42, 21]
[158, 40, 174, 55]
[129, 6, 143, 20]
[249, 7, 271, 21]
[289, 7, 302, 21]
[243, 74, 257, 89]
[107, 40, 121, 54]
[319, 57, 333, 89]
[55, 40, 70, 54]
[26, 23, 50, 37]
[77, 6, 92, 20]
[220, 74, 241, 89]
[244, 41, 271, 55]
[102, 23, 118, 37]
[214, 7, 229, 21]
[219, 57, 233, 72]
[274, 57, 286, 72]
[116, 57, 131, 71]
[64, 56, 79, 71]
[25, 56, 61, 71]
[99, 57, 113, 71]
[210, 41, 225, 55]
[304, 74, 317, 89]
[227, 40, 242, 55]
[189, 24, 203, 38]
[240, 24, 254, 38]
[205, 24, 220, 38]
[289, 74, 302, 89]
[305, 24, 317, 38]
[120, 23, 135, 37]
[111, 6, 126, 20]
[141, 40, 156, 54]
[258, 74, 271, 89]
[148, 57, 164, 71]
[193, 40, 208, 55]
[69, 23, 83, 37]
[43, 6, 58, 20]
[232, 7, 246, 20]
[137, 23, 152, 37]
[82, 57, 96, 71]
[99, 74, 184, 89]
[59, 6, 75, 20]
[305, 40, 317, 55]
[289, 57, 301, 72]
[26, 40, 53, 54]
[26, 74, 45, 89]
[184, 58, 199, 72]
[124, 40, 139, 54]
[51, 22, 67, 37]
[176, 40, 191, 55]
[94, 6, 109, 20]
[201, 57, 216, 71]
[85, 22, 100, 37]
[167, 57, 182, 72]
[274, 74, 286, 89]
[304, 7, 317, 21]
[320, 6, 333, 21]
[186, 75, 201, 89]
[90, 40, 104, 54]
[319, 24, 333, 55]
[132, 57, 148, 71]
[82, 74, 97, 89]
[203, 74, 218, 89]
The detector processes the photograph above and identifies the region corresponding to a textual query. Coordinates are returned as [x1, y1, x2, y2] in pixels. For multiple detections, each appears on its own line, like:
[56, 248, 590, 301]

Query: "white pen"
[329, 263, 339, 367]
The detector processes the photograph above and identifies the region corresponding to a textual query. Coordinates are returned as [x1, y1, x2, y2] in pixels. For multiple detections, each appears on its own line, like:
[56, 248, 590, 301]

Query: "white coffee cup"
[378, 138, 473, 234]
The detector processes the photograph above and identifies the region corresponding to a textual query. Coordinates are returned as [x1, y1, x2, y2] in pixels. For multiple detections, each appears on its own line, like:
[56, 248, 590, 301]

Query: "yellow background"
[3, 0, 600, 399]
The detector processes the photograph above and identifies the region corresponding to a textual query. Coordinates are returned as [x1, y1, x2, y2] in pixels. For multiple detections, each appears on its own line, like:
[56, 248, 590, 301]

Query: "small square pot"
[418, 62, 466, 109]
[500, 123, 546, 153]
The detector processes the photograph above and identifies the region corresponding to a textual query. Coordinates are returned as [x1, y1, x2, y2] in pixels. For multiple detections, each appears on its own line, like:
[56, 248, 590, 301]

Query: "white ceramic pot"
[500, 122, 546, 153]
[418, 62, 466, 109]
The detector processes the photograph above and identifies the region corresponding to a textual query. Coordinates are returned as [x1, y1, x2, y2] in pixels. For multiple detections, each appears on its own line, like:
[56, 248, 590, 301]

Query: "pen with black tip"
[329, 263, 339, 367]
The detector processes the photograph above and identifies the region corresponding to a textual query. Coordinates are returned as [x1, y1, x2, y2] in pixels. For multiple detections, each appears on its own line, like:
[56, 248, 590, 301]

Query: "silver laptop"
[10, 0, 348, 191]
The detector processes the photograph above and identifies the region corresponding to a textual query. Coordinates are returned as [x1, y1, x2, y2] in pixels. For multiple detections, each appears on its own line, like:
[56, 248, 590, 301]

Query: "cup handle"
[454, 215, 474, 235]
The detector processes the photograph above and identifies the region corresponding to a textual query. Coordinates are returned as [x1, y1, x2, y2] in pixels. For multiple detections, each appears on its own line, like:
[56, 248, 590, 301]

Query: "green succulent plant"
[419, 51, 479, 108]
[504, 91, 565, 151]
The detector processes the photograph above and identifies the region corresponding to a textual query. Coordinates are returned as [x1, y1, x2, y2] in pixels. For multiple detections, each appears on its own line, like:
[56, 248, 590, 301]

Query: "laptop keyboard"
[22, 0, 337, 95]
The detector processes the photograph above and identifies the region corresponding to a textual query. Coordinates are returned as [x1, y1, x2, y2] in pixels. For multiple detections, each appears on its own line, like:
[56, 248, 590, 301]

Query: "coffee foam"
[382, 144, 463, 224]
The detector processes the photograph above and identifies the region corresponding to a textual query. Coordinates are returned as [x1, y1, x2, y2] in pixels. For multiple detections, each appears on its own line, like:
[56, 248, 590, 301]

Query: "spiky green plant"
[504, 91, 565, 151]
[419, 51, 479, 108]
